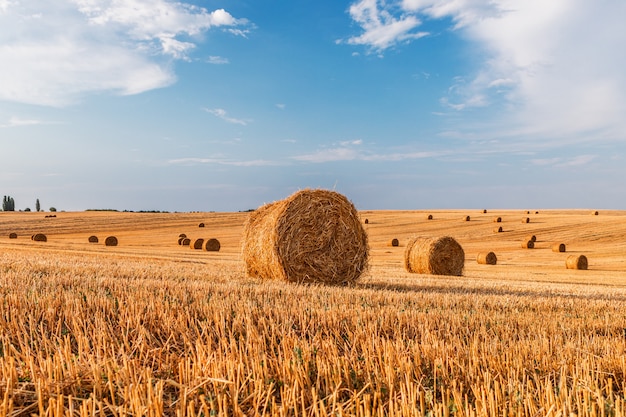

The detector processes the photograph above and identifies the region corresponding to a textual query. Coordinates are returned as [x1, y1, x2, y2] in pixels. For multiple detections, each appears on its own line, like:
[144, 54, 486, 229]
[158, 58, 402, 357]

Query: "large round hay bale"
[566, 255, 587, 270]
[493, 216, 502, 223]
[181, 238, 191, 246]
[204, 238, 221, 252]
[404, 236, 465, 276]
[33, 233, 47, 242]
[104, 236, 118, 246]
[88, 235, 98, 243]
[477, 251, 497, 265]
[389, 238, 399, 247]
[522, 240, 534, 249]
[191, 238, 204, 250]
[242, 189, 369, 284]
[9, 232, 17, 239]
[552, 243, 566, 253]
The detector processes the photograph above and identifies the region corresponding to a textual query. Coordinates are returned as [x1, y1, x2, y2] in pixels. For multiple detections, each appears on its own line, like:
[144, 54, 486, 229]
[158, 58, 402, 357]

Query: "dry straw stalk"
[404, 236, 465, 276]
[242, 189, 369, 284]
[477, 251, 497, 265]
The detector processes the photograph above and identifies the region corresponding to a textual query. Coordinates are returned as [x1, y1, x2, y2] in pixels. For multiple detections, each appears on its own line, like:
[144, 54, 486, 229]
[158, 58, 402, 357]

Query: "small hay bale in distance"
[493, 226, 503, 233]
[204, 238, 221, 252]
[552, 243, 566, 253]
[33, 233, 47, 242]
[522, 217, 530, 223]
[493, 216, 502, 223]
[88, 235, 98, 243]
[522, 240, 534, 249]
[591, 210, 599, 216]
[482, 209, 487, 214]
[181, 238, 191, 246]
[9, 232, 17, 239]
[477, 251, 497, 265]
[191, 238, 204, 250]
[426, 214, 433, 220]
[404, 236, 465, 276]
[389, 238, 399, 247]
[526, 234, 537, 242]
[177, 237, 185, 245]
[104, 236, 118, 246]
[463, 215, 470, 222]
[364, 218, 369, 224]
[242, 189, 369, 285]
[179, 233, 187, 238]
[198, 223, 205, 228]
[566, 255, 588, 270]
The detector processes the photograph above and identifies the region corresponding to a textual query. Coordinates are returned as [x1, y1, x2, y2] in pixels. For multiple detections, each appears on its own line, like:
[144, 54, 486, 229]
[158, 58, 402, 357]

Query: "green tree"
[49, 207, 57, 212]
[2, 196, 15, 211]
[36, 199, 41, 212]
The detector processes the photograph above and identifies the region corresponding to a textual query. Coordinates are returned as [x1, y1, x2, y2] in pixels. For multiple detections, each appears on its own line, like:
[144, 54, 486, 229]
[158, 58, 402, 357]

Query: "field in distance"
[1, 209, 626, 416]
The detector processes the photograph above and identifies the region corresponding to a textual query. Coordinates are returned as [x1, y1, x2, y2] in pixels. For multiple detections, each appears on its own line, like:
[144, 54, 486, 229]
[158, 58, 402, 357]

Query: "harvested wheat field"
[2, 209, 626, 416]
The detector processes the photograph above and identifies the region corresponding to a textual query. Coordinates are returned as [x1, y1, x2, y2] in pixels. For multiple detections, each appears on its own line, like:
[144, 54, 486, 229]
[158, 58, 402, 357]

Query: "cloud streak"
[203, 108, 250, 125]
[0, 1, 249, 106]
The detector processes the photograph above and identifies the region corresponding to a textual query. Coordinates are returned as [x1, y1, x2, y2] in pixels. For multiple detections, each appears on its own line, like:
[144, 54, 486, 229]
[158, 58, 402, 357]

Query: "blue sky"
[1, 0, 625, 212]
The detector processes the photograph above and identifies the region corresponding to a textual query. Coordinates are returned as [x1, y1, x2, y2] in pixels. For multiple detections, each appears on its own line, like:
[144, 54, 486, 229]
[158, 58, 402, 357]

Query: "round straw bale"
[591, 210, 599, 216]
[522, 217, 530, 223]
[426, 214, 433, 220]
[88, 235, 98, 243]
[389, 238, 399, 247]
[525, 210, 530, 214]
[552, 243, 566, 253]
[493, 216, 502, 223]
[181, 238, 191, 246]
[177, 237, 185, 245]
[198, 222, 205, 228]
[404, 236, 464, 276]
[9, 232, 17, 239]
[477, 251, 497, 265]
[463, 215, 470, 222]
[566, 255, 587, 270]
[364, 218, 369, 224]
[482, 209, 487, 214]
[493, 226, 503, 233]
[33, 233, 47, 242]
[179, 233, 187, 238]
[204, 238, 221, 252]
[104, 236, 118, 246]
[535, 211, 539, 214]
[191, 238, 204, 250]
[242, 189, 369, 284]
[522, 240, 534, 249]
[526, 234, 537, 242]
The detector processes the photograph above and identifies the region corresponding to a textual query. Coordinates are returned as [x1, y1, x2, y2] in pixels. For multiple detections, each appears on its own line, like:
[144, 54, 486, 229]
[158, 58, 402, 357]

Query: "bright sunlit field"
[1, 209, 626, 416]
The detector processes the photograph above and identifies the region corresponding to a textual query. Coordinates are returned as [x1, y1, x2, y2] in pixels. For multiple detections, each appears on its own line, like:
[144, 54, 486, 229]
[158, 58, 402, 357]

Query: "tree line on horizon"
[2, 196, 55, 212]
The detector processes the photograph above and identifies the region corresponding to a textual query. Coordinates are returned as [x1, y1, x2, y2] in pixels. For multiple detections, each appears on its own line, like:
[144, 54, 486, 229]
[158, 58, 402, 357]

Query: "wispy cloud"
[0, 1, 250, 106]
[292, 140, 446, 163]
[207, 55, 229, 65]
[203, 108, 250, 125]
[0, 116, 46, 128]
[168, 157, 280, 167]
[531, 155, 596, 169]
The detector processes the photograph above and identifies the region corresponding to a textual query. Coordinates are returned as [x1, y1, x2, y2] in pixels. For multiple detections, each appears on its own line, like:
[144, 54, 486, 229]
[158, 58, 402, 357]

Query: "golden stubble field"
[1, 209, 626, 416]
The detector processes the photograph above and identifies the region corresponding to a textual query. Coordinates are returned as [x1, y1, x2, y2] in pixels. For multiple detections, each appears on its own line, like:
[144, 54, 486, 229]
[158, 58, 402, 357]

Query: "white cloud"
[0, 116, 45, 128]
[168, 157, 280, 167]
[341, 0, 428, 53]
[0, 1, 248, 106]
[293, 140, 446, 163]
[203, 108, 250, 125]
[207, 56, 229, 65]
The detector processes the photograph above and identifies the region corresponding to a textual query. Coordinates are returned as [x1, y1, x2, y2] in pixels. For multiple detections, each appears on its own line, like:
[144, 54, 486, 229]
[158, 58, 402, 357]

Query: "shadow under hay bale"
[9, 233, 17, 239]
[522, 240, 534, 249]
[552, 243, 566, 253]
[204, 238, 221, 252]
[566, 255, 587, 270]
[33, 233, 47, 242]
[493, 216, 502, 223]
[88, 235, 98, 243]
[477, 251, 497, 265]
[493, 226, 503, 233]
[242, 189, 369, 285]
[389, 238, 399, 247]
[191, 238, 204, 250]
[404, 236, 465, 276]
[104, 236, 118, 246]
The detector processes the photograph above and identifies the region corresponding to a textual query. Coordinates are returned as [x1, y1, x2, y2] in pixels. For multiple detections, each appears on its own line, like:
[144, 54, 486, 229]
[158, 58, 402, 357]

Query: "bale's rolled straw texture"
[205, 238, 221, 252]
[9, 233, 17, 239]
[389, 238, 400, 247]
[104, 236, 118, 246]
[566, 255, 587, 270]
[33, 233, 47, 242]
[477, 251, 497, 265]
[242, 189, 369, 284]
[404, 236, 465, 276]
[88, 235, 98, 243]
[191, 238, 204, 250]
[522, 240, 534, 249]
[552, 243, 566, 253]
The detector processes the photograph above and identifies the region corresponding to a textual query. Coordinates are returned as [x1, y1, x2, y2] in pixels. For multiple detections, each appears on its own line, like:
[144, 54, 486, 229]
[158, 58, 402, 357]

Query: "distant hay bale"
[104, 236, 118, 246]
[591, 210, 599, 216]
[177, 237, 185, 245]
[535, 211, 539, 214]
[389, 238, 399, 247]
[88, 235, 98, 243]
[364, 218, 369, 224]
[191, 238, 204, 250]
[179, 233, 187, 238]
[566, 255, 588, 270]
[426, 214, 433, 220]
[404, 236, 465, 276]
[9, 232, 17, 239]
[526, 234, 537, 242]
[463, 215, 470, 222]
[493, 226, 503, 233]
[477, 251, 497, 265]
[242, 189, 369, 285]
[33, 233, 47, 242]
[181, 238, 191, 246]
[198, 223, 205, 228]
[482, 209, 487, 214]
[522, 240, 534, 249]
[493, 216, 502, 223]
[522, 217, 530, 223]
[525, 210, 530, 214]
[552, 243, 566, 253]
[204, 238, 221, 252]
